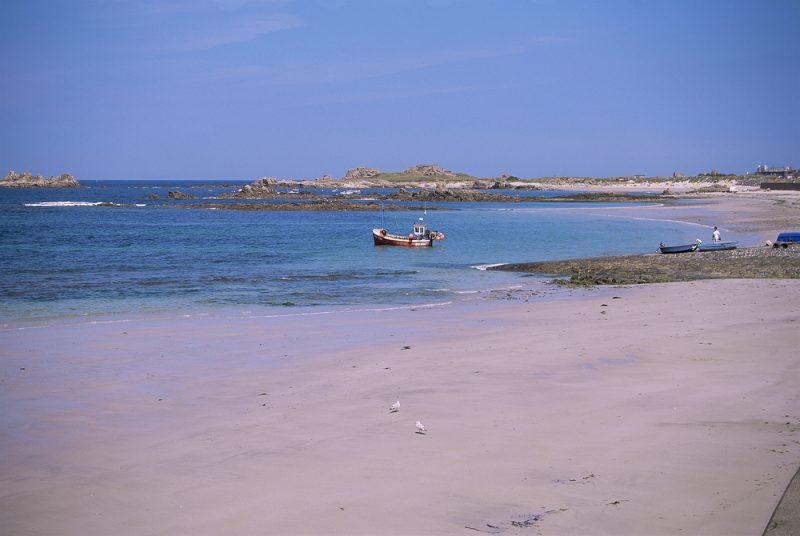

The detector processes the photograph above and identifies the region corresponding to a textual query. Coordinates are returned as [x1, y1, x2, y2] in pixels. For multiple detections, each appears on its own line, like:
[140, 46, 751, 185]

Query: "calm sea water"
[0, 180, 732, 323]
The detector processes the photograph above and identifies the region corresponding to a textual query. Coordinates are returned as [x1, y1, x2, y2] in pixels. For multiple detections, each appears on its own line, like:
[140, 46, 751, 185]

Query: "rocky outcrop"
[343, 167, 381, 180]
[232, 178, 279, 198]
[385, 188, 520, 202]
[403, 164, 454, 177]
[1, 170, 80, 188]
[227, 177, 317, 199]
[182, 201, 441, 212]
[492, 246, 800, 286]
[167, 191, 196, 199]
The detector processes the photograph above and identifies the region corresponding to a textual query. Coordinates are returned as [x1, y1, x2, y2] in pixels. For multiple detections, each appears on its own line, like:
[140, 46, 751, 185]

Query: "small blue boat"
[659, 242, 699, 254]
[697, 241, 738, 251]
[776, 232, 800, 245]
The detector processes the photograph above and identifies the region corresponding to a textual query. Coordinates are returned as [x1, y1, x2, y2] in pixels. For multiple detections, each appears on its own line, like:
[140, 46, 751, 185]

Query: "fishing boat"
[697, 241, 738, 251]
[659, 241, 699, 254]
[373, 218, 445, 247]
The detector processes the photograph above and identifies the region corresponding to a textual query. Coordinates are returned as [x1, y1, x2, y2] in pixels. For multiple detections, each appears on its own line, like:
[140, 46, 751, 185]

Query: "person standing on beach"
[712, 226, 721, 242]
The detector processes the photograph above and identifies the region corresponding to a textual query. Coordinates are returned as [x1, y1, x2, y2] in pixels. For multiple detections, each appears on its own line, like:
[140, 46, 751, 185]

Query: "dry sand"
[577, 189, 800, 245]
[1, 194, 799, 536]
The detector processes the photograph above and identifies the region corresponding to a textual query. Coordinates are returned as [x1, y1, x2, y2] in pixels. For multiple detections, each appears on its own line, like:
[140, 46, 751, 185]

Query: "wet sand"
[1, 194, 799, 535]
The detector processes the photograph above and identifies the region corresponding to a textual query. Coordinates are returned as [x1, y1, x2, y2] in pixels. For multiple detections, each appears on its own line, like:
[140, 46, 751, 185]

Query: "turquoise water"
[0, 180, 730, 322]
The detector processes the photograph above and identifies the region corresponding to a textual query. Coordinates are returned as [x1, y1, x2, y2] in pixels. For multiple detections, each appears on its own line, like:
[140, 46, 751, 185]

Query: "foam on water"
[472, 263, 506, 271]
[24, 201, 112, 207]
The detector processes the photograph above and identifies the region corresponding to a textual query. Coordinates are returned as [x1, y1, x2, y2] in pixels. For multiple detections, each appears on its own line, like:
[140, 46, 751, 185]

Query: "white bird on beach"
[415, 420, 426, 434]
[389, 399, 400, 413]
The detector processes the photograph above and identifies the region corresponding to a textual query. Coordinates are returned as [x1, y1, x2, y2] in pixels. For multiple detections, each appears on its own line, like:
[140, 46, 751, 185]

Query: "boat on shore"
[774, 232, 800, 248]
[697, 241, 738, 251]
[659, 241, 699, 254]
[373, 218, 445, 247]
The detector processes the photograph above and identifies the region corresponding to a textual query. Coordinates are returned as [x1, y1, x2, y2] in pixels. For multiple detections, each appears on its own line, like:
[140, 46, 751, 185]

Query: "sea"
[0, 180, 741, 325]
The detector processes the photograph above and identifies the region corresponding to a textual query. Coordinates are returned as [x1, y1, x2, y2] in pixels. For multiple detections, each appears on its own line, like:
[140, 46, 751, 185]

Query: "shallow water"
[0, 180, 740, 322]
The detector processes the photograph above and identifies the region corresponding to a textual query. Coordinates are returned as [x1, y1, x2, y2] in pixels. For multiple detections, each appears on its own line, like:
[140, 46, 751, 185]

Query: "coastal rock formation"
[167, 191, 196, 199]
[1, 170, 80, 188]
[227, 177, 317, 198]
[343, 167, 381, 180]
[182, 201, 438, 212]
[233, 178, 279, 198]
[385, 188, 519, 202]
[493, 246, 800, 285]
[403, 164, 454, 177]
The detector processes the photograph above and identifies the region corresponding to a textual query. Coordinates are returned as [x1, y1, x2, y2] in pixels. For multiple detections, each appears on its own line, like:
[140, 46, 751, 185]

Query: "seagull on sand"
[389, 399, 400, 413]
[415, 421, 426, 434]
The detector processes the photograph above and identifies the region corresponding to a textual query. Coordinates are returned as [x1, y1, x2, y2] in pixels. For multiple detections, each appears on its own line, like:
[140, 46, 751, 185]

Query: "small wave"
[205, 275, 250, 284]
[280, 269, 418, 282]
[246, 301, 453, 319]
[472, 263, 505, 271]
[375, 270, 419, 276]
[24, 201, 112, 207]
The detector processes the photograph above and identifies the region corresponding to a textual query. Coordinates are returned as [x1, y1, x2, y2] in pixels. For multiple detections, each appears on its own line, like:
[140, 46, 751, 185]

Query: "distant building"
[756, 164, 796, 177]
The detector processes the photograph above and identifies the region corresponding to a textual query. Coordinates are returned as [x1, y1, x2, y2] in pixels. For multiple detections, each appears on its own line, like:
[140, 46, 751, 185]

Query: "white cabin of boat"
[412, 219, 427, 238]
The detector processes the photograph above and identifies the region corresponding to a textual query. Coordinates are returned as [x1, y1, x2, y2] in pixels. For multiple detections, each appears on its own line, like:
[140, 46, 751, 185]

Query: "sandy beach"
[1, 194, 799, 535]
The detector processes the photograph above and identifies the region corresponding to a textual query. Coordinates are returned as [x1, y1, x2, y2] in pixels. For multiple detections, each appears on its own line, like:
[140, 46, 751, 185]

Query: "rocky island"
[0, 170, 80, 188]
[220, 163, 769, 195]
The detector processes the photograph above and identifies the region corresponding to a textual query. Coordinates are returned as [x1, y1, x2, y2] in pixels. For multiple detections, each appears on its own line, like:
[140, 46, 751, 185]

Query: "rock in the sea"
[386, 187, 517, 202]
[343, 167, 381, 180]
[237, 178, 278, 197]
[0, 170, 80, 188]
[167, 191, 196, 199]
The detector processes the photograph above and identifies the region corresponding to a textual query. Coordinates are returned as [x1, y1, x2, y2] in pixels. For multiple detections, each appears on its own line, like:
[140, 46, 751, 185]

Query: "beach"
[1, 193, 799, 535]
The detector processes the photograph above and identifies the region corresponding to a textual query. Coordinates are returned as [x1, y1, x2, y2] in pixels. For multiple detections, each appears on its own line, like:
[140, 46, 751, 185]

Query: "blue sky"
[1, 0, 798, 180]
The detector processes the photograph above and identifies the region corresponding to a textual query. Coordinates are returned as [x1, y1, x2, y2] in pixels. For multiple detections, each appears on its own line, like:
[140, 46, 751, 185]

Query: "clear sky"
[1, 0, 798, 180]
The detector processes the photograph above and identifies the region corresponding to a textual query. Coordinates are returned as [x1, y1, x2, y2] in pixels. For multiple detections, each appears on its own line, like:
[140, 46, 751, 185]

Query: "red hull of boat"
[372, 229, 444, 248]
[372, 229, 434, 247]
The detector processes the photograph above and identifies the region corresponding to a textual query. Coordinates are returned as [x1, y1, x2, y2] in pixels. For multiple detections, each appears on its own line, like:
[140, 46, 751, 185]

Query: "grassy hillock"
[369, 171, 479, 183]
